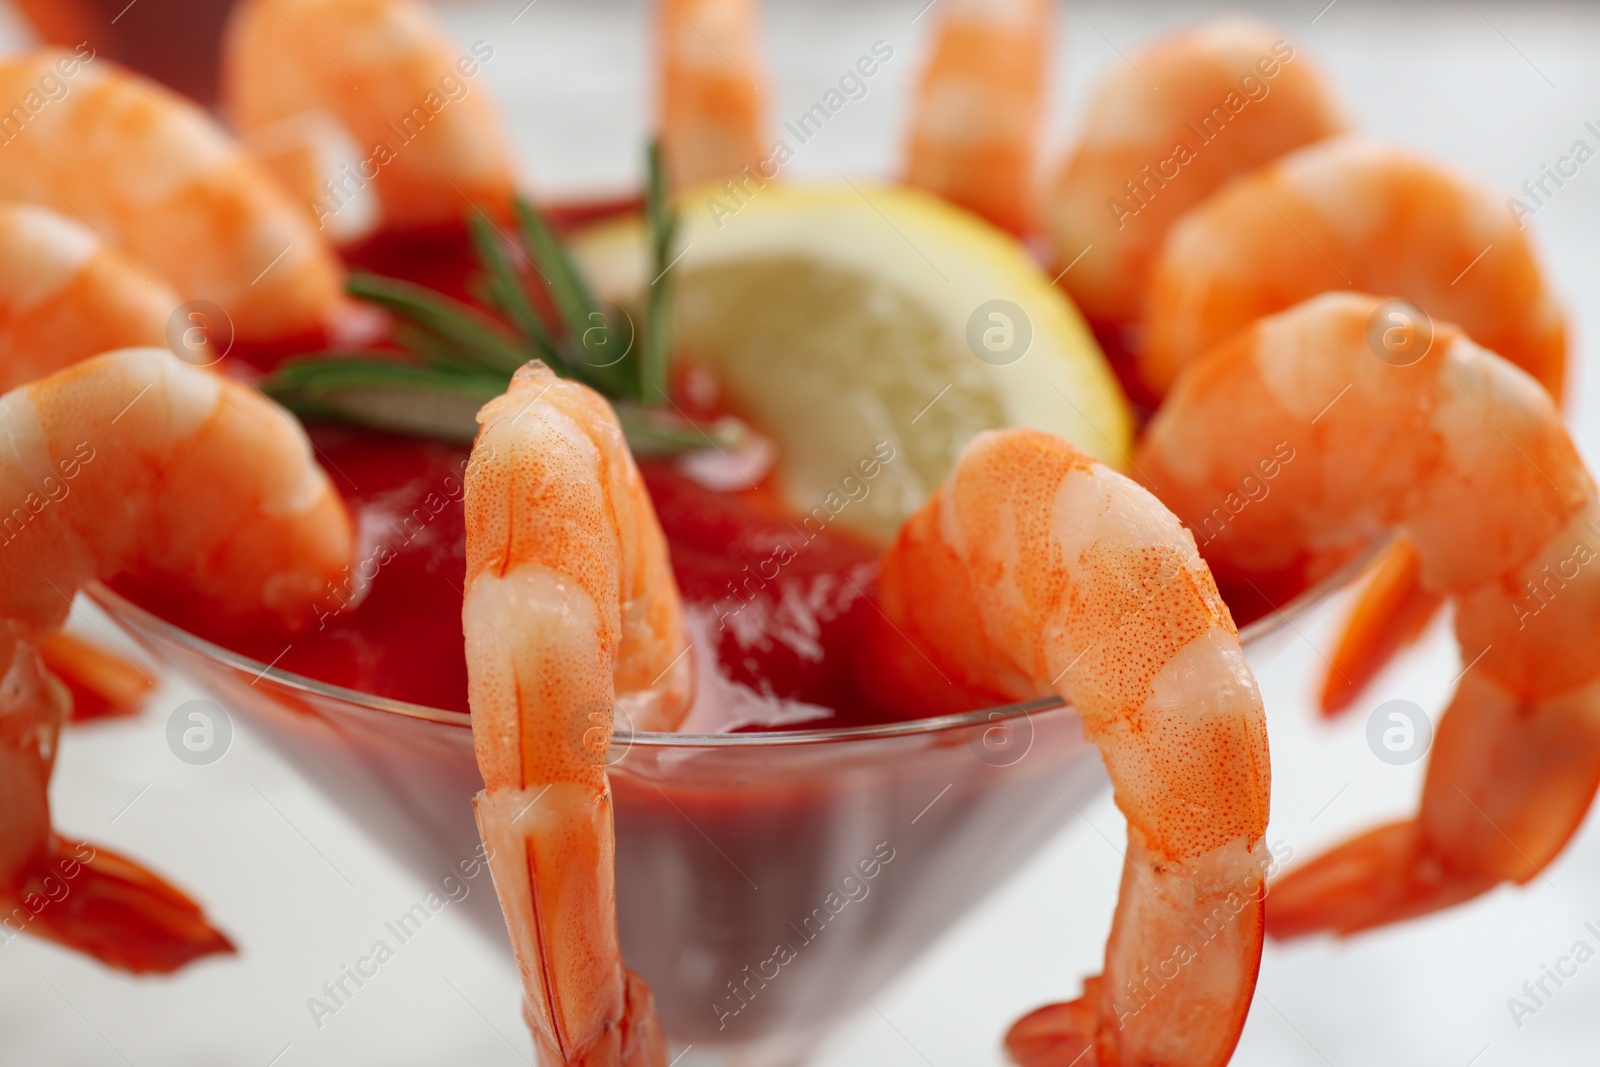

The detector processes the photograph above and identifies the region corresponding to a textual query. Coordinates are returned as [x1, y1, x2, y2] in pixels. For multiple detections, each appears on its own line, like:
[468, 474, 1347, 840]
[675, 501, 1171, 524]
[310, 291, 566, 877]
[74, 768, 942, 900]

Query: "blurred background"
[2, 1, 1599, 1064]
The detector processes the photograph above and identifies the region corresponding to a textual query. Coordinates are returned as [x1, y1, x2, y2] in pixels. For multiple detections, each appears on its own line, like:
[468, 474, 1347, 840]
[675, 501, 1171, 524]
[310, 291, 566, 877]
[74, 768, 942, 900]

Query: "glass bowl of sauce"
[85, 200, 1365, 1062]
[87, 414, 1356, 1063]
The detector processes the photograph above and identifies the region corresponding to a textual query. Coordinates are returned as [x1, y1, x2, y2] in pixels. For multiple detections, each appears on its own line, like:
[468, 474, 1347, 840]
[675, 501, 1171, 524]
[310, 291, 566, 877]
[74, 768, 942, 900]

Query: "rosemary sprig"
[513, 198, 597, 349]
[265, 359, 504, 444]
[641, 139, 676, 404]
[509, 196, 635, 399]
[463, 209, 560, 366]
[616, 403, 752, 457]
[344, 273, 529, 375]
[261, 142, 742, 455]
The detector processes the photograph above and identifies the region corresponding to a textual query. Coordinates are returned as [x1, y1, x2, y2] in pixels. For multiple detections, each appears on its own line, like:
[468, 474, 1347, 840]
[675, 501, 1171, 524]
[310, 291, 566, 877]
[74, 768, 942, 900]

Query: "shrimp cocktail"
[3, 1, 1598, 1066]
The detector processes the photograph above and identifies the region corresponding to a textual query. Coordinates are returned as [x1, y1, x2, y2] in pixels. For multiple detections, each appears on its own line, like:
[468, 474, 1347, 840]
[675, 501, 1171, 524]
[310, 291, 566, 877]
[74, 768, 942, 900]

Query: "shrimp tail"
[475, 787, 663, 1067]
[41, 633, 153, 723]
[1265, 822, 1495, 939]
[1004, 977, 1100, 1066]
[12, 839, 235, 974]
[0, 349, 352, 975]
[1, 645, 229, 974]
[475, 778, 667, 1065]
[615, 971, 665, 1067]
[530, 970, 664, 1067]
[1319, 541, 1443, 716]
[1007, 839, 1268, 1067]
[1273, 664, 1600, 939]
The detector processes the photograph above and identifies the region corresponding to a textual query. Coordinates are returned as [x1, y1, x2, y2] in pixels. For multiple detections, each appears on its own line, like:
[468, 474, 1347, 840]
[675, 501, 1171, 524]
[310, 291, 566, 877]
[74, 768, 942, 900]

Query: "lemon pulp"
[573, 182, 1132, 543]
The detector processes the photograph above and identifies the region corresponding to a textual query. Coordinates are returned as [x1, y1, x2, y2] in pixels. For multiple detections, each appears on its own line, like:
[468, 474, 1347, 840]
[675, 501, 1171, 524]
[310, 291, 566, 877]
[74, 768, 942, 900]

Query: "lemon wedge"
[571, 182, 1132, 543]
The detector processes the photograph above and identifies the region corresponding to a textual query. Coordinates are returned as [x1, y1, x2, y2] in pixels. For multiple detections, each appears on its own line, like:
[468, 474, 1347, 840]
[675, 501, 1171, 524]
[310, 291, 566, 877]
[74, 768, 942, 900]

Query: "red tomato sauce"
[115, 211, 922, 733]
[112, 425, 900, 731]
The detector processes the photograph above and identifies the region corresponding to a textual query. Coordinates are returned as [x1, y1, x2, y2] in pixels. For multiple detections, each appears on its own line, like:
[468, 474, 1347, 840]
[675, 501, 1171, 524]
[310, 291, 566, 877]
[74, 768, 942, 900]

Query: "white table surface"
[5, 1, 1600, 1064]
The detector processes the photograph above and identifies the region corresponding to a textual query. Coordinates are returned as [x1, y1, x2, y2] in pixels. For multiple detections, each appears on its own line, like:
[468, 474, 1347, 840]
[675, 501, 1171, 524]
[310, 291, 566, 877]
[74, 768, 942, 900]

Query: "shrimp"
[39, 632, 154, 724]
[657, 0, 769, 192]
[1138, 292, 1600, 937]
[856, 428, 1272, 1067]
[464, 363, 691, 1065]
[903, 0, 1051, 235]
[1140, 136, 1567, 399]
[0, 204, 231, 723]
[1140, 137, 1567, 714]
[1042, 16, 1345, 325]
[0, 347, 353, 972]
[221, 0, 518, 244]
[0, 50, 345, 347]
[0, 204, 181, 393]
[1317, 541, 1444, 716]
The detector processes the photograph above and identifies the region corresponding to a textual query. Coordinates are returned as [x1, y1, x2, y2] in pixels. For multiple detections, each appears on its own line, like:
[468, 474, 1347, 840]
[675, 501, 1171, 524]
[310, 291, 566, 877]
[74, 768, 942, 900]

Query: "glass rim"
[86, 544, 1373, 749]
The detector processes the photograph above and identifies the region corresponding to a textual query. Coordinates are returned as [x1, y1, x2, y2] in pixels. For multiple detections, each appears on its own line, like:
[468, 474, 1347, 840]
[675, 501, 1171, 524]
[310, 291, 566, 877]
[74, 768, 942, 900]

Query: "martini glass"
[87, 557, 1359, 1067]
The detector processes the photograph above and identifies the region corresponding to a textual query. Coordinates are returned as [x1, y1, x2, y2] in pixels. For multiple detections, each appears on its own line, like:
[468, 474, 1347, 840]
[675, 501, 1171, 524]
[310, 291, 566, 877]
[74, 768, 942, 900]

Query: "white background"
[4, 1, 1600, 1065]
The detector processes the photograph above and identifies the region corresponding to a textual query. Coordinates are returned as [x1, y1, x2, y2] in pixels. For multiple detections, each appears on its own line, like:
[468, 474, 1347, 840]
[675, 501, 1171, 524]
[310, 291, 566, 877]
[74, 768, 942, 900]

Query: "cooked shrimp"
[1143, 137, 1566, 714]
[904, 0, 1051, 235]
[0, 51, 345, 346]
[857, 428, 1271, 1067]
[222, 0, 517, 243]
[1141, 136, 1567, 398]
[40, 632, 154, 723]
[1043, 16, 1345, 324]
[1138, 292, 1600, 936]
[1318, 541, 1443, 716]
[0, 204, 181, 392]
[0, 204, 222, 723]
[465, 363, 690, 1066]
[0, 347, 353, 972]
[657, 0, 769, 192]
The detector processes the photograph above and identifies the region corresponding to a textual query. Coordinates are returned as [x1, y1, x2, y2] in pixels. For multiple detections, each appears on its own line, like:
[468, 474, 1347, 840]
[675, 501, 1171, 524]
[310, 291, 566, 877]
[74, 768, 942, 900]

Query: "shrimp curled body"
[1142, 137, 1566, 399]
[0, 205, 177, 393]
[0, 52, 345, 346]
[858, 428, 1272, 1067]
[223, 0, 518, 243]
[0, 348, 352, 972]
[1044, 16, 1345, 326]
[904, 0, 1052, 235]
[464, 363, 690, 1066]
[1140, 292, 1600, 935]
